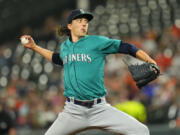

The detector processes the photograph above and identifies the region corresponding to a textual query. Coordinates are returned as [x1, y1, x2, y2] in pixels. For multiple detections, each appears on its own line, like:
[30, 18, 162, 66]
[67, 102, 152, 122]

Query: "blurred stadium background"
[0, 0, 180, 135]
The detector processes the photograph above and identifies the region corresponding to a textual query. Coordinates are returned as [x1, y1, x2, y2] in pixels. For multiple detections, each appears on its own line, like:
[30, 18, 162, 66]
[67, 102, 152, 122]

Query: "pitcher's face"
[68, 18, 89, 38]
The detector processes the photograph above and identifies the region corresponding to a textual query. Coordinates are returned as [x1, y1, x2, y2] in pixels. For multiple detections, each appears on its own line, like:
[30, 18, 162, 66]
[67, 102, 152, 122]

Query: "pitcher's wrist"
[32, 44, 38, 51]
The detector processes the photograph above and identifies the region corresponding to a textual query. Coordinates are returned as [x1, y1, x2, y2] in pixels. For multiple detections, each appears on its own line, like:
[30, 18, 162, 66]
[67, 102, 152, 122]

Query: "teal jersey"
[60, 35, 121, 100]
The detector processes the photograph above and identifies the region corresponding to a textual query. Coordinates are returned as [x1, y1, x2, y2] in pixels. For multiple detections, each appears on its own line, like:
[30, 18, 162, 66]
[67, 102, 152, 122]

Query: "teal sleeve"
[98, 36, 121, 55]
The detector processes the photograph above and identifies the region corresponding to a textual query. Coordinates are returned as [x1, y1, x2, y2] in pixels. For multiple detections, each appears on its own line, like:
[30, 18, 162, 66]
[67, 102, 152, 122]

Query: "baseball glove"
[127, 63, 160, 88]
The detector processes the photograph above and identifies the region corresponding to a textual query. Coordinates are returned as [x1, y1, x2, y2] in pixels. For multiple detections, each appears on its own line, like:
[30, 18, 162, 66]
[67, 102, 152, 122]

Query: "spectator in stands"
[0, 101, 16, 135]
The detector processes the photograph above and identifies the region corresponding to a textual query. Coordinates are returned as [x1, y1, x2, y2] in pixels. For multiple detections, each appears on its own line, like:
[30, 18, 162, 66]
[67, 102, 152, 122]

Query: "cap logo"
[80, 9, 85, 13]
[67, 9, 93, 23]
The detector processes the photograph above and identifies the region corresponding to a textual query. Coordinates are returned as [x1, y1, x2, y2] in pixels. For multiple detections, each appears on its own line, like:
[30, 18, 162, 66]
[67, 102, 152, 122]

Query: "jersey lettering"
[87, 55, 92, 62]
[77, 54, 80, 61]
[69, 54, 71, 61]
[63, 56, 68, 64]
[81, 54, 86, 62]
[72, 54, 76, 61]
[63, 54, 92, 64]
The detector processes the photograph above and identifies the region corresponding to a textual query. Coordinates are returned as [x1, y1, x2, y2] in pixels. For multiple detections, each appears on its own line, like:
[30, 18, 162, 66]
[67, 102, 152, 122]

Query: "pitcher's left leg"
[89, 103, 149, 135]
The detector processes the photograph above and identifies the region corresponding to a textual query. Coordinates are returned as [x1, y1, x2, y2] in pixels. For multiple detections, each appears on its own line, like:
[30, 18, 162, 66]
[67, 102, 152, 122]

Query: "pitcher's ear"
[67, 24, 72, 30]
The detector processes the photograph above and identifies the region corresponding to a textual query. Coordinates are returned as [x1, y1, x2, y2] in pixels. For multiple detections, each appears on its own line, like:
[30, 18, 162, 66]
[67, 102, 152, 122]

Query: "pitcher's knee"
[137, 124, 150, 135]
[44, 130, 56, 135]
[44, 132, 49, 135]
[44, 130, 51, 135]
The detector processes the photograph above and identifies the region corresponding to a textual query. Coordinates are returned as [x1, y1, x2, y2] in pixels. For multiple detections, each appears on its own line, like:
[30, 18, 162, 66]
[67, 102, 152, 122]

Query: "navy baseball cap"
[67, 9, 93, 24]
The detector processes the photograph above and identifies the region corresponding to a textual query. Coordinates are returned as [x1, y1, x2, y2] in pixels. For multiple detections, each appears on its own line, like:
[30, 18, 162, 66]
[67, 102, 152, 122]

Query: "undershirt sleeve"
[118, 42, 139, 57]
[52, 52, 63, 66]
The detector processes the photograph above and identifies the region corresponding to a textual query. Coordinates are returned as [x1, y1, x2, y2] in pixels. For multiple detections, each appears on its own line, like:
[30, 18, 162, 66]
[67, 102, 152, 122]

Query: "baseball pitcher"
[20, 9, 160, 135]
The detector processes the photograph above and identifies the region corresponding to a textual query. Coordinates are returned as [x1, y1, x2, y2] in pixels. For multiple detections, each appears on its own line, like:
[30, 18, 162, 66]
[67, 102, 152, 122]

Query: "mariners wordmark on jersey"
[63, 53, 92, 64]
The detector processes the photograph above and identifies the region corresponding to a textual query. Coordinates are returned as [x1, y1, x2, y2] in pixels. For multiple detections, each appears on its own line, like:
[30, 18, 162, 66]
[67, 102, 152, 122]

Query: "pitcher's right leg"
[45, 103, 88, 135]
[89, 103, 149, 135]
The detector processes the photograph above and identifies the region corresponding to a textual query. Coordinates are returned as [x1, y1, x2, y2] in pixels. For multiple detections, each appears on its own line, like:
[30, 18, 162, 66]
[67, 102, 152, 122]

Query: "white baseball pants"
[45, 98, 149, 135]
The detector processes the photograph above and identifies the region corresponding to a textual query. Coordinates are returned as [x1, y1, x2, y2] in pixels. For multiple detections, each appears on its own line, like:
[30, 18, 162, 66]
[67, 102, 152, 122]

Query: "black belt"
[67, 97, 102, 108]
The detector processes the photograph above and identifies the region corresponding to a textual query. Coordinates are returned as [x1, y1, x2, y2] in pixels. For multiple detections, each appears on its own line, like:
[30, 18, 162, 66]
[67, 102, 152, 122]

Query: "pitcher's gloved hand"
[128, 63, 160, 89]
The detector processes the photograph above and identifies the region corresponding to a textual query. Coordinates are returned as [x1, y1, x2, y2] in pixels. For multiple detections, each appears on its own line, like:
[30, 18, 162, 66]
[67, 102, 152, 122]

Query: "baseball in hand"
[21, 37, 29, 44]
